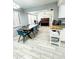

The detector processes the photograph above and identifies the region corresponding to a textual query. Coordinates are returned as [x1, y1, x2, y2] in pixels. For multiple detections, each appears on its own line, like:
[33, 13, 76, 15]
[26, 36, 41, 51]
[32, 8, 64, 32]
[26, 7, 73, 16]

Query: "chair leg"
[28, 35, 32, 39]
[18, 35, 21, 42]
[32, 31, 35, 37]
[23, 36, 26, 43]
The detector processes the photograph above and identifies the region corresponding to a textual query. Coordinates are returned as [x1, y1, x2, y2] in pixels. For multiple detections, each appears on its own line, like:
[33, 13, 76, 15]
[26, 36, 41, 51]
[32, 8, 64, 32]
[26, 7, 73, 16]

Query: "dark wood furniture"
[40, 18, 49, 26]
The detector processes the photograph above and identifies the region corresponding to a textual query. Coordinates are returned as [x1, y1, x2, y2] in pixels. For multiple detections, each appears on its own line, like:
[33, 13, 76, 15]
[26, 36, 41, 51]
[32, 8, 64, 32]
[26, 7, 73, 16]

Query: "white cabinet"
[58, 4, 65, 18]
[58, 0, 65, 6]
[49, 29, 65, 46]
[49, 30, 60, 46]
[60, 29, 65, 42]
[58, 0, 65, 18]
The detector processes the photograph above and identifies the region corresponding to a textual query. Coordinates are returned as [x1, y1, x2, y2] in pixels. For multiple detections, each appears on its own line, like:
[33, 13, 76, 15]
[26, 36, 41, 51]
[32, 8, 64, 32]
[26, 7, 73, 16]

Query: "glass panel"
[28, 14, 37, 24]
[13, 11, 20, 27]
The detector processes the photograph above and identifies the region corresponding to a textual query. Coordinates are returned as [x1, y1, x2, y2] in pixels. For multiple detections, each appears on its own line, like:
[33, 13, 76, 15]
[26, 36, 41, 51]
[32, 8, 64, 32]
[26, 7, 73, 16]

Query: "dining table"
[17, 24, 39, 42]
[22, 24, 39, 36]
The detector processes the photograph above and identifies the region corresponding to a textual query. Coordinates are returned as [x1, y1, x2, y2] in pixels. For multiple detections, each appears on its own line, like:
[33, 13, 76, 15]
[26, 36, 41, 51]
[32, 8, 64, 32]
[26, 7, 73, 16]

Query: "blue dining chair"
[17, 30, 32, 43]
[31, 25, 39, 37]
[34, 25, 39, 32]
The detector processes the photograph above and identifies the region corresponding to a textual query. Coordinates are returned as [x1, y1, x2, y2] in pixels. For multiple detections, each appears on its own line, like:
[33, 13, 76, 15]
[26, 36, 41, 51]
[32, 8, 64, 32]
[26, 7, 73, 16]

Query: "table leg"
[23, 36, 26, 43]
[28, 35, 32, 39]
[32, 31, 35, 37]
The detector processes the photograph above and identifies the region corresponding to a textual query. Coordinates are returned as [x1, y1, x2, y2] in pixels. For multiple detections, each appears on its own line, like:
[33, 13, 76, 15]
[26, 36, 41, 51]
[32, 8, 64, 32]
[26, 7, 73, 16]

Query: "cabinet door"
[60, 29, 65, 42]
[54, 55, 65, 59]
[58, 5, 65, 18]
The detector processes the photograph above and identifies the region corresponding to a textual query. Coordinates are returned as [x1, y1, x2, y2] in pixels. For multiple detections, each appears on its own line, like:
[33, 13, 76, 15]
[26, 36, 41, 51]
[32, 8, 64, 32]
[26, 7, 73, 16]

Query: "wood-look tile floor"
[13, 26, 65, 59]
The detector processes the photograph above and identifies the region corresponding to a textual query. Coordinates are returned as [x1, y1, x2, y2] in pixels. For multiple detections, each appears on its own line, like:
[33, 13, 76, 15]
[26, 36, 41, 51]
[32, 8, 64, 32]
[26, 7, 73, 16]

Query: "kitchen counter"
[49, 25, 64, 30]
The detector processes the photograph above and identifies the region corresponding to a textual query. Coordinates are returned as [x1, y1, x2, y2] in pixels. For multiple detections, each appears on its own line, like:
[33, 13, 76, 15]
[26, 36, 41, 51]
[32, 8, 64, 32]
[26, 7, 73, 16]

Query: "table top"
[28, 24, 38, 29]
[21, 24, 38, 30]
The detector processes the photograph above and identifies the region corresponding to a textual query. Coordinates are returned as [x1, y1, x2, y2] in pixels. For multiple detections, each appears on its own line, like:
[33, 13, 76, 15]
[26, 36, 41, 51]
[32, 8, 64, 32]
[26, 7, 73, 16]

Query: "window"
[13, 11, 20, 27]
[28, 14, 37, 24]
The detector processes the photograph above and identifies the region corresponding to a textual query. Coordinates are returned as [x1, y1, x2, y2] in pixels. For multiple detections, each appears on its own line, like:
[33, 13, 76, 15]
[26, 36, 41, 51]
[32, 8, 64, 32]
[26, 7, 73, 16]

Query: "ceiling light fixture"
[50, 9, 53, 11]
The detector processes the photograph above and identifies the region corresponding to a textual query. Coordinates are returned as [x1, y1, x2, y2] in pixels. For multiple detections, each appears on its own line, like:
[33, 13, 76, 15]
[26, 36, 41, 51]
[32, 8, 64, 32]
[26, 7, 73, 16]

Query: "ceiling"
[28, 9, 53, 15]
[14, 0, 58, 9]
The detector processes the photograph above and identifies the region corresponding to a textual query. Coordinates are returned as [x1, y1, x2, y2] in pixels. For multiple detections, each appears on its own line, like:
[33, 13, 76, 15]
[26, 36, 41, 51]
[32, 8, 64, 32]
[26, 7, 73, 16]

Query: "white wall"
[58, 4, 65, 18]
[38, 12, 51, 21]
[37, 11, 54, 26]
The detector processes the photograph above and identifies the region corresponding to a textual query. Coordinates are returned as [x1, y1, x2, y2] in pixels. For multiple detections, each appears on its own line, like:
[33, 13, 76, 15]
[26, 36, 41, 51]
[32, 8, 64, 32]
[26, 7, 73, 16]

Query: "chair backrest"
[17, 29, 31, 36]
[33, 25, 38, 31]
[17, 30, 24, 36]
